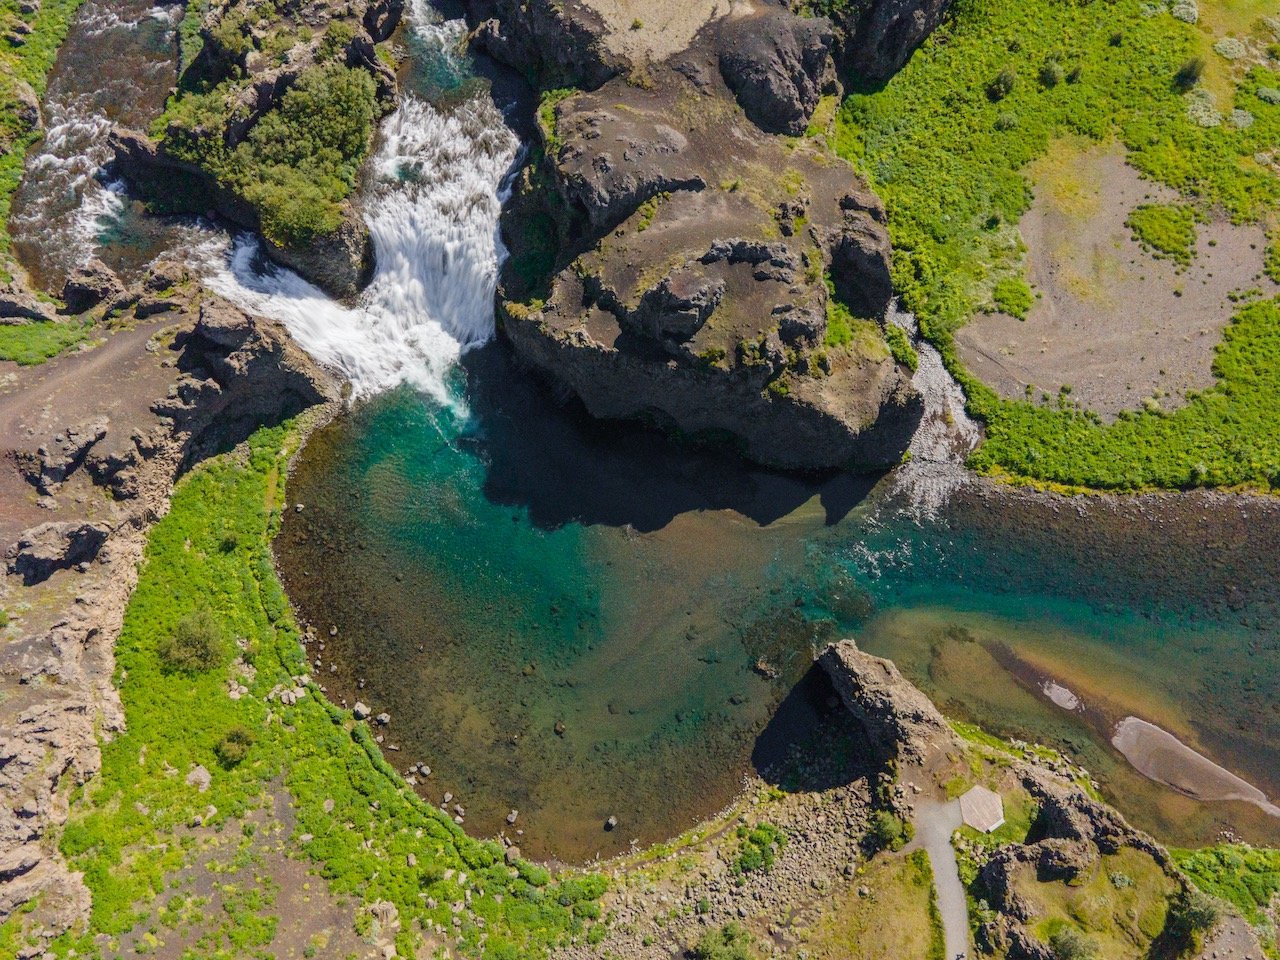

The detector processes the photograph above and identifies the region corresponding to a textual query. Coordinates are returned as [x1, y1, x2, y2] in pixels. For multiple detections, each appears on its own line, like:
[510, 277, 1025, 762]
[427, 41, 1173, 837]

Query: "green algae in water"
[280, 352, 1280, 861]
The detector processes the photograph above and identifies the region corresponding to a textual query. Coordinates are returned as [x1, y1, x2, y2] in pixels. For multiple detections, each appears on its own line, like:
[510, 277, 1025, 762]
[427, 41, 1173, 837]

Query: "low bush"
[867, 809, 914, 852]
[689, 922, 757, 960]
[157, 610, 227, 673]
[1049, 926, 1099, 960]
[215, 725, 255, 767]
[1127, 203, 1196, 265]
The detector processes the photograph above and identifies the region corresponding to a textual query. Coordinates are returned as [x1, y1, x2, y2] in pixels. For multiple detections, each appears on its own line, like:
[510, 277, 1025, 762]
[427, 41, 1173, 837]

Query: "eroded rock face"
[62, 259, 127, 314]
[501, 59, 921, 470]
[0, 280, 56, 322]
[818, 639, 958, 765]
[467, 0, 622, 89]
[827, 0, 954, 81]
[0, 265, 337, 951]
[6, 521, 110, 585]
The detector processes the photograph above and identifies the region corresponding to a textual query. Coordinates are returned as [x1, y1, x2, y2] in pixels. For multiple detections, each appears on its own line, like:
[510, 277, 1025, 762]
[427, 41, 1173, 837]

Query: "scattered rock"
[185, 765, 211, 793]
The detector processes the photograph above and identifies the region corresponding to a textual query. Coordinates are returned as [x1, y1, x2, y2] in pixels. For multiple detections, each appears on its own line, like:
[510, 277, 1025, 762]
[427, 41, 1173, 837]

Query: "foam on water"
[206, 19, 520, 399]
[885, 305, 983, 517]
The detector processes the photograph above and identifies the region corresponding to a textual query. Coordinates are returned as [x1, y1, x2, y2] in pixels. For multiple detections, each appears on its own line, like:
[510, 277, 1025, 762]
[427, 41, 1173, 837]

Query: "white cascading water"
[205, 15, 521, 402]
[885, 304, 983, 517]
[11, 0, 182, 280]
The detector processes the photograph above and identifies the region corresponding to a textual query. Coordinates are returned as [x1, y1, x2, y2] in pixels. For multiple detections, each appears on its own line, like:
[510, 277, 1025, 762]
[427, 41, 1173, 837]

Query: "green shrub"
[317, 20, 356, 61]
[734, 823, 786, 874]
[1165, 888, 1221, 946]
[1173, 845, 1280, 925]
[215, 725, 255, 767]
[689, 922, 757, 960]
[1174, 56, 1204, 90]
[992, 275, 1034, 319]
[866, 810, 914, 852]
[157, 610, 226, 673]
[1039, 57, 1065, 88]
[988, 67, 1016, 101]
[1049, 927, 1099, 960]
[1127, 203, 1196, 265]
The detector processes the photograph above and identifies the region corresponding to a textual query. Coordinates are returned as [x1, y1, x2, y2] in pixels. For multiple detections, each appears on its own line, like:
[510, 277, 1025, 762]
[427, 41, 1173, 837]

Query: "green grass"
[537, 88, 577, 155]
[833, 0, 1280, 491]
[48, 425, 605, 959]
[1127, 202, 1197, 265]
[885, 322, 920, 371]
[1173, 844, 1280, 926]
[0, 320, 91, 365]
[992, 274, 1034, 319]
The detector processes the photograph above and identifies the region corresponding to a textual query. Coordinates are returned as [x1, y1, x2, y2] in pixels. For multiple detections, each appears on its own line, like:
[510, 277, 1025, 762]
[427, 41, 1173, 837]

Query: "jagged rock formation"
[0, 266, 336, 954]
[976, 766, 1185, 958]
[107, 0, 403, 298]
[490, 2, 923, 470]
[821, 0, 954, 81]
[819, 639, 960, 766]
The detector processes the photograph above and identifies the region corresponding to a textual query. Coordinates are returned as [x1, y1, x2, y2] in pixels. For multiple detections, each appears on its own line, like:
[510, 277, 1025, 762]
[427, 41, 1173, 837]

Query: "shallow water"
[279, 349, 1280, 860]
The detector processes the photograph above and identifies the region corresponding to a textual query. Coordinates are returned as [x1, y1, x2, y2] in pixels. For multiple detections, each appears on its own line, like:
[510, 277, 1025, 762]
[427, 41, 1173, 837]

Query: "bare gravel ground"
[956, 142, 1278, 418]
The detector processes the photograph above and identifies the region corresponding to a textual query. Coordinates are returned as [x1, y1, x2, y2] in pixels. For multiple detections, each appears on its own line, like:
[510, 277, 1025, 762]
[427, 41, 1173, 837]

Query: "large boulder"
[7, 522, 111, 585]
[818, 640, 958, 765]
[717, 10, 836, 135]
[62, 259, 127, 313]
[0, 280, 56, 322]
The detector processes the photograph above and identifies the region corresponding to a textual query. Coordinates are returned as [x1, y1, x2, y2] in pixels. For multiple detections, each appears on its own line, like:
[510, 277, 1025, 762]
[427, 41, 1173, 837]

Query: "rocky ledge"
[0, 265, 336, 952]
[485, 0, 933, 470]
[106, 0, 403, 299]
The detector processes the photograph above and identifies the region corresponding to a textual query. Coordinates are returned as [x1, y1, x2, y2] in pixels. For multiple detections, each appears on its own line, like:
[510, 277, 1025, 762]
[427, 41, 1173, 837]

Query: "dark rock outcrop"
[500, 60, 921, 471]
[464, 0, 622, 90]
[717, 10, 836, 135]
[827, 0, 954, 81]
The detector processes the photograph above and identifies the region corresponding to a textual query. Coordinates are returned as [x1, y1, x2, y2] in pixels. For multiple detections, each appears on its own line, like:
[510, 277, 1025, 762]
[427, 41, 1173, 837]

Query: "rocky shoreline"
[0, 266, 338, 954]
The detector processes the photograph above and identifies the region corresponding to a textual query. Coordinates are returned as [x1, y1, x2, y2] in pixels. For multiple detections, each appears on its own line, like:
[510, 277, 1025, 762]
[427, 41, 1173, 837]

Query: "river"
[13, 0, 1279, 866]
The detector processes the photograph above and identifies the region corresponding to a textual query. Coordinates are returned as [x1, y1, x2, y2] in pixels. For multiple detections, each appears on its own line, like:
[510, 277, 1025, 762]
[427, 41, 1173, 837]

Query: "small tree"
[1040, 57, 1065, 88]
[158, 610, 226, 673]
[689, 923, 756, 960]
[1049, 927, 1099, 960]
[215, 726, 255, 767]
[1166, 889, 1221, 946]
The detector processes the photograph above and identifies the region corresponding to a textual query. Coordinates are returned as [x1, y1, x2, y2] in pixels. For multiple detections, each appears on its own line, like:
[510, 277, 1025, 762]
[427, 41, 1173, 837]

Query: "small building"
[959, 785, 1005, 833]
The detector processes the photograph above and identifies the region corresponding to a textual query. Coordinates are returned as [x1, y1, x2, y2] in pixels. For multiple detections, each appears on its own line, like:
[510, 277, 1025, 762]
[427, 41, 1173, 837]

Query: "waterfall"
[204, 17, 521, 403]
[884, 305, 983, 517]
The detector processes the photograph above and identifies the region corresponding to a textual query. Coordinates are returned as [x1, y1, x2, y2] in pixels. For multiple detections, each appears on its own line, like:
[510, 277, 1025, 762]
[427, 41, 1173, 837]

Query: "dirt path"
[909, 799, 970, 960]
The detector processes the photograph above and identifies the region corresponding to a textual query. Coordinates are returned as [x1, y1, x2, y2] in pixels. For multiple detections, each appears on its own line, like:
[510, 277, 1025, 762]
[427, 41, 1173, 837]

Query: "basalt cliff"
[464, 0, 949, 470]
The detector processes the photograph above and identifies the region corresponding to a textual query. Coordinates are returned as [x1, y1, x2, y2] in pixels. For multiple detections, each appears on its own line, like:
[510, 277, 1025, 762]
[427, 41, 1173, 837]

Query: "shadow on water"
[751, 664, 878, 794]
[458, 343, 880, 532]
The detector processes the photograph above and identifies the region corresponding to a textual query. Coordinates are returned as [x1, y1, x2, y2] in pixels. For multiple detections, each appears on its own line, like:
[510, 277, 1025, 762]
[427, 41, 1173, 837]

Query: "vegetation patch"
[1127, 202, 1198, 265]
[834, 0, 1280, 490]
[1174, 843, 1280, 934]
[160, 62, 378, 247]
[797, 849, 945, 960]
[733, 822, 786, 875]
[0, 320, 91, 365]
[50, 425, 605, 959]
